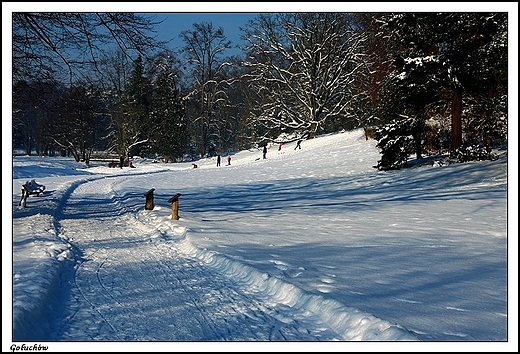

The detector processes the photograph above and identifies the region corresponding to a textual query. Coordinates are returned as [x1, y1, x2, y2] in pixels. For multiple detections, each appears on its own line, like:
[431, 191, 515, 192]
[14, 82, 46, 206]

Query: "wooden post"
[168, 193, 182, 220]
[19, 187, 28, 208]
[144, 188, 155, 210]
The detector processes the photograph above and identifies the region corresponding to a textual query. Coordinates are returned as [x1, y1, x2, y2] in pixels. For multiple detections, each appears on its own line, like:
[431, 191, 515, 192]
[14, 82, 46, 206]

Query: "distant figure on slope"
[278, 143, 283, 151]
[263, 145, 267, 159]
[216, 155, 221, 167]
[295, 139, 302, 150]
[227, 155, 231, 165]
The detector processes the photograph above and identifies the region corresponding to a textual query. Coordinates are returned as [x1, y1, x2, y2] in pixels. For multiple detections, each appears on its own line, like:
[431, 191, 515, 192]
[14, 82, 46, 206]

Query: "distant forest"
[12, 13, 507, 169]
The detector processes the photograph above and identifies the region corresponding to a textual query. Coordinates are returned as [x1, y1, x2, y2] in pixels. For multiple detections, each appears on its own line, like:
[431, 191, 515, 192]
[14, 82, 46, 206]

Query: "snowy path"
[51, 175, 404, 341]
[11, 130, 509, 347]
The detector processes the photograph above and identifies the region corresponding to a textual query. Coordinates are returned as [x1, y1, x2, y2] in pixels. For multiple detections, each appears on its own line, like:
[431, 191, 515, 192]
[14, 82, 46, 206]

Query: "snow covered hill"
[7, 129, 513, 351]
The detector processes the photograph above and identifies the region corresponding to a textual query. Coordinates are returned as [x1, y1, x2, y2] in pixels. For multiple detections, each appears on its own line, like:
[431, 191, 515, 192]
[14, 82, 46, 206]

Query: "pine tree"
[380, 13, 507, 154]
[114, 55, 153, 163]
[150, 55, 187, 162]
[378, 13, 507, 168]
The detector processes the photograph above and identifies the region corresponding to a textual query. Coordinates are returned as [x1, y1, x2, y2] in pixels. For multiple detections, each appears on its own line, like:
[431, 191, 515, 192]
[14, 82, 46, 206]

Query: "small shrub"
[450, 144, 499, 162]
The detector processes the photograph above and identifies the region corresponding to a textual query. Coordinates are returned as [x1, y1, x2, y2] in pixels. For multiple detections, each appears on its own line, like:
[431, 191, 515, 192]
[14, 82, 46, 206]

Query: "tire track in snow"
[52, 172, 416, 341]
[54, 176, 155, 340]
[56, 175, 336, 340]
[125, 220, 322, 340]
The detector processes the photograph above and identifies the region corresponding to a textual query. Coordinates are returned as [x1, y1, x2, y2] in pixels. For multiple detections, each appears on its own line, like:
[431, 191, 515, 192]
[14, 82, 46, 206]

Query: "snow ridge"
[172, 228, 418, 341]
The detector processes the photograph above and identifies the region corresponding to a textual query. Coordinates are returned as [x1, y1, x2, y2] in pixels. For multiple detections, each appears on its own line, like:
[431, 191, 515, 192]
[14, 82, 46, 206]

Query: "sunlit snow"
[6, 129, 515, 352]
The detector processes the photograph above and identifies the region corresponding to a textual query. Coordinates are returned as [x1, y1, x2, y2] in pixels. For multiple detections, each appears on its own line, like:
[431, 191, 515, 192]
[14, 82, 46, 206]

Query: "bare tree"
[241, 13, 366, 142]
[12, 13, 166, 162]
[12, 77, 74, 157]
[89, 50, 128, 160]
[52, 82, 109, 164]
[12, 12, 163, 83]
[180, 22, 232, 157]
[349, 13, 396, 140]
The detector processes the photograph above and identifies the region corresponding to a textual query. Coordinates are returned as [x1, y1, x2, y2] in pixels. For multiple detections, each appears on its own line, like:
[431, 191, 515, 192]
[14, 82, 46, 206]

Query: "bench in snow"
[19, 179, 46, 208]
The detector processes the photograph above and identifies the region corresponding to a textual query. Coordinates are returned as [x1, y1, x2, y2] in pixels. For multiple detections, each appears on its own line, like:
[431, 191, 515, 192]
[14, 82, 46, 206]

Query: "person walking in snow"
[263, 145, 267, 159]
[227, 155, 231, 165]
[216, 155, 221, 167]
[278, 143, 283, 151]
[295, 139, 302, 150]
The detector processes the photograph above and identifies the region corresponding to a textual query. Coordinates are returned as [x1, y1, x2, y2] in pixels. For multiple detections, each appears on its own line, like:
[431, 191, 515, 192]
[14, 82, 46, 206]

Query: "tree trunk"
[485, 136, 493, 153]
[451, 87, 463, 152]
[414, 131, 422, 160]
[308, 122, 318, 139]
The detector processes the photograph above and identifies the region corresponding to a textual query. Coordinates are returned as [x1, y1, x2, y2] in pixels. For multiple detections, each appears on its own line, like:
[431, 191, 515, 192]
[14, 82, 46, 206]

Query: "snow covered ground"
[6, 129, 516, 351]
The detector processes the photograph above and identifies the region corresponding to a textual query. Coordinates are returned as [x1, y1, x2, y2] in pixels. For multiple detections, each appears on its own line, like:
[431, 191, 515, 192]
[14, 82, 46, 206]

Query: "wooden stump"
[144, 188, 155, 210]
[168, 193, 182, 220]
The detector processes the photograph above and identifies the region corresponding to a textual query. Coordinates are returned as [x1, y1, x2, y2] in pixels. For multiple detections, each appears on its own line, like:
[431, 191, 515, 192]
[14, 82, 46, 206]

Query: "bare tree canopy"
[180, 22, 233, 156]
[242, 13, 365, 141]
[12, 12, 163, 83]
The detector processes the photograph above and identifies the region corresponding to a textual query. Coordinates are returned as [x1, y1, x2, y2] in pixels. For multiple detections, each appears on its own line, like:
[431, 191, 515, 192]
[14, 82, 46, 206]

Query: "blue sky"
[150, 13, 259, 52]
[5, 3, 515, 55]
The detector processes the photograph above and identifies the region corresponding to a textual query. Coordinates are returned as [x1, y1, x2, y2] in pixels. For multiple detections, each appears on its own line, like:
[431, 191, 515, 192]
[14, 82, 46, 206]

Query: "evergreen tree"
[380, 13, 507, 154]
[374, 117, 424, 170]
[150, 54, 187, 162]
[118, 55, 153, 161]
